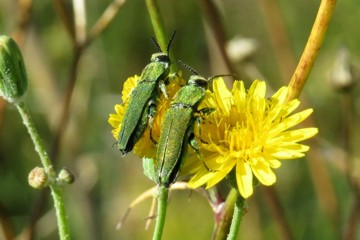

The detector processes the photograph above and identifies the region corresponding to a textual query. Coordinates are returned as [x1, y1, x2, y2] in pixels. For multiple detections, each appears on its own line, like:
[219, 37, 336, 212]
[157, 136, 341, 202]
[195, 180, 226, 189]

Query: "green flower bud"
[57, 167, 75, 185]
[0, 36, 28, 102]
[28, 167, 49, 189]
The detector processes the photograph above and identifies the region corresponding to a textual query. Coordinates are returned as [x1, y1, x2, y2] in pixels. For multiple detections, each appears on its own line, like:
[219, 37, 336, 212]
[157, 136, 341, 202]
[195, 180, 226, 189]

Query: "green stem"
[50, 185, 71, 240]
[15, 101, 71, 240]
[145, 0, 177, 73]
[212, 188, 237, 240]
[152, 186, 169, 240]
[227, 194, 245, 240]
[16, 102, 53, 169]
[145, 0, 168, 52]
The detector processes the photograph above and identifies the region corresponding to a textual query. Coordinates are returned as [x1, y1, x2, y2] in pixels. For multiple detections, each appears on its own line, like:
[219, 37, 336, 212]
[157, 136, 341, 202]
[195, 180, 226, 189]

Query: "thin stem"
[227, 194, 245, 240]
[212, 188, 237, 240]
[16, 102, 53, 169]
[145, 0, 177, 73]
[49, 185, 71, 240]
[145, 0, 168, 52]
[200, 0, 238, 78]
[258, 0, 296, 82]
[51, 47, 82, 161]
[286, 0, 337, 101]
[152, 186, 169, 240]
[53, 0, 75, 40]
[15, 101, 70, 240]
[72, 0, 87, 45]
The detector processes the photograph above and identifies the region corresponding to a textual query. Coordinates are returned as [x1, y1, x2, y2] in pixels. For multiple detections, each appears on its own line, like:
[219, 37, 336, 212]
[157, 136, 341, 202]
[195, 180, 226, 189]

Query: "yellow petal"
[236, 161, 253, 198]
[270, 109, 314, 134]
[188, 169, 216, 189]
[251, 161, 276, 186]
[207, 165, 234, 188]
[121, 75, 139, 102]
[270, 86, 288, 104]
[271, 128, 318, 144]
[268, 159, 281, 168]
[108, 114, 121, 128]
[212, 78, 233, 114]
[268, 143, 310, 160]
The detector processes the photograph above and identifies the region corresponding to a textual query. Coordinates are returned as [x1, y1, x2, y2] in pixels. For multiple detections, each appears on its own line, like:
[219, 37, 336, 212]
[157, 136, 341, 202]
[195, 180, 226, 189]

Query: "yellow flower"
[108, 74, 183, 159]
[185, 79, 318, 198]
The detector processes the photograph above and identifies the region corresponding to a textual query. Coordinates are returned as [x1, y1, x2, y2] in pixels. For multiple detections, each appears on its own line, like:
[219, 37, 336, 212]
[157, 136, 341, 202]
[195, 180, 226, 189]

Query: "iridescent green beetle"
[117, 32, 176, 156]
[155, 63, 219, 187]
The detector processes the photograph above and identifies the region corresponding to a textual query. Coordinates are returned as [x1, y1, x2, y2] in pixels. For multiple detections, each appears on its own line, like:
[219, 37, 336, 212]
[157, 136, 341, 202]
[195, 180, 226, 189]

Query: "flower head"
[185, 79, 318, 198]
[108, 73, 183, 159]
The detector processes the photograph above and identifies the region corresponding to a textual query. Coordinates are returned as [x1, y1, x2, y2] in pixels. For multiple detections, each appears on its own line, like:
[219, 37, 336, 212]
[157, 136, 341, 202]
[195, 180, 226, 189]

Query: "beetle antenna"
[178, 60, 199, 75]
[151, 36, 162, 52]
[166, 30, 177, 55]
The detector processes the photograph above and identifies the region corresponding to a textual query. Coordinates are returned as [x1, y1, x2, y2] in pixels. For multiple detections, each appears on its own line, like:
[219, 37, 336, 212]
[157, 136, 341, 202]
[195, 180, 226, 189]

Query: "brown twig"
[50, 46, 83, 160]
[286, 0, 337, 101]
[53, 0, 75, 40]
[117, 182, 190, 230]
[87, 0, 126, 47]
[259, 0, 339, 225]
[258, 0, 296, 82]
[199, 0, 237, 77]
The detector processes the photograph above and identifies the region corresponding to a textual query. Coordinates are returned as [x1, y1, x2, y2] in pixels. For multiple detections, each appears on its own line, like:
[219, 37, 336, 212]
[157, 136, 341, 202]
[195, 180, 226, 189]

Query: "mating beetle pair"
[116, 31, 218, 187]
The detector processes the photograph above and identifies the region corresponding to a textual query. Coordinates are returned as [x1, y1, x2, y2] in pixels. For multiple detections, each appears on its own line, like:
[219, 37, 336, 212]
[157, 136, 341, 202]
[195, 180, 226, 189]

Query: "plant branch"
[152, 186, 169, 240]
[286, 0, 337, 101]
[87, 0, 126, 47]
[200, 0, 237, 77]
[212, 188, 237, 240]
[53, 0, 75, 40]
[227, 194, 245, 240]
[15, 102, 70, 240]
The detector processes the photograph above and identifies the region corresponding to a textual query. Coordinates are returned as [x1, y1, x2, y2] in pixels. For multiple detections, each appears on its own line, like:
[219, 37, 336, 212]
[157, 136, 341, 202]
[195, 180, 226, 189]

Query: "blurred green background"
[0, 0, 360, 239]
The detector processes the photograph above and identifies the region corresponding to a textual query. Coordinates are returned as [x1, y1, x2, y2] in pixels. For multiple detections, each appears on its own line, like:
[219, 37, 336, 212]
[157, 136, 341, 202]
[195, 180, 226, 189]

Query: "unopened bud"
[28, 167, 49, 189]
[57, 168, 75, 185]
[0, 36, 28, 102]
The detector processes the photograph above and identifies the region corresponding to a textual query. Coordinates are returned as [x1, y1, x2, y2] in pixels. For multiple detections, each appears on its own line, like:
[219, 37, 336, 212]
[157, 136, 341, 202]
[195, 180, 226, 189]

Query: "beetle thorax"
[151, 52, 171, 66]
[188, 75, 208, 88]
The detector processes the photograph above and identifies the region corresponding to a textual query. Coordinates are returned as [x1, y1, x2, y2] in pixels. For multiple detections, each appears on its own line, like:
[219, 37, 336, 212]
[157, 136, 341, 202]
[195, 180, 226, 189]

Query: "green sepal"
[0, 36, 28, 102]
[143, 157, 156, 182]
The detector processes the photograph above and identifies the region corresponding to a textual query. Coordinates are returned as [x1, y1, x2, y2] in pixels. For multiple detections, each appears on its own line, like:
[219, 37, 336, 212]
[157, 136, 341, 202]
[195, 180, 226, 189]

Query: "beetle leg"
[195, 108, 214, 144]
[188, 132, 216, 172]
[158, 80, 168, 99]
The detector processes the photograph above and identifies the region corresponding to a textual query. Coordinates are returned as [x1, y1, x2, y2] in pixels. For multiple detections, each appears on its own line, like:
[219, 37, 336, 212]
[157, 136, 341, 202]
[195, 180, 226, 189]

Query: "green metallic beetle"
[155, 64, 218, 187]
[117, 32, 176, 156]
